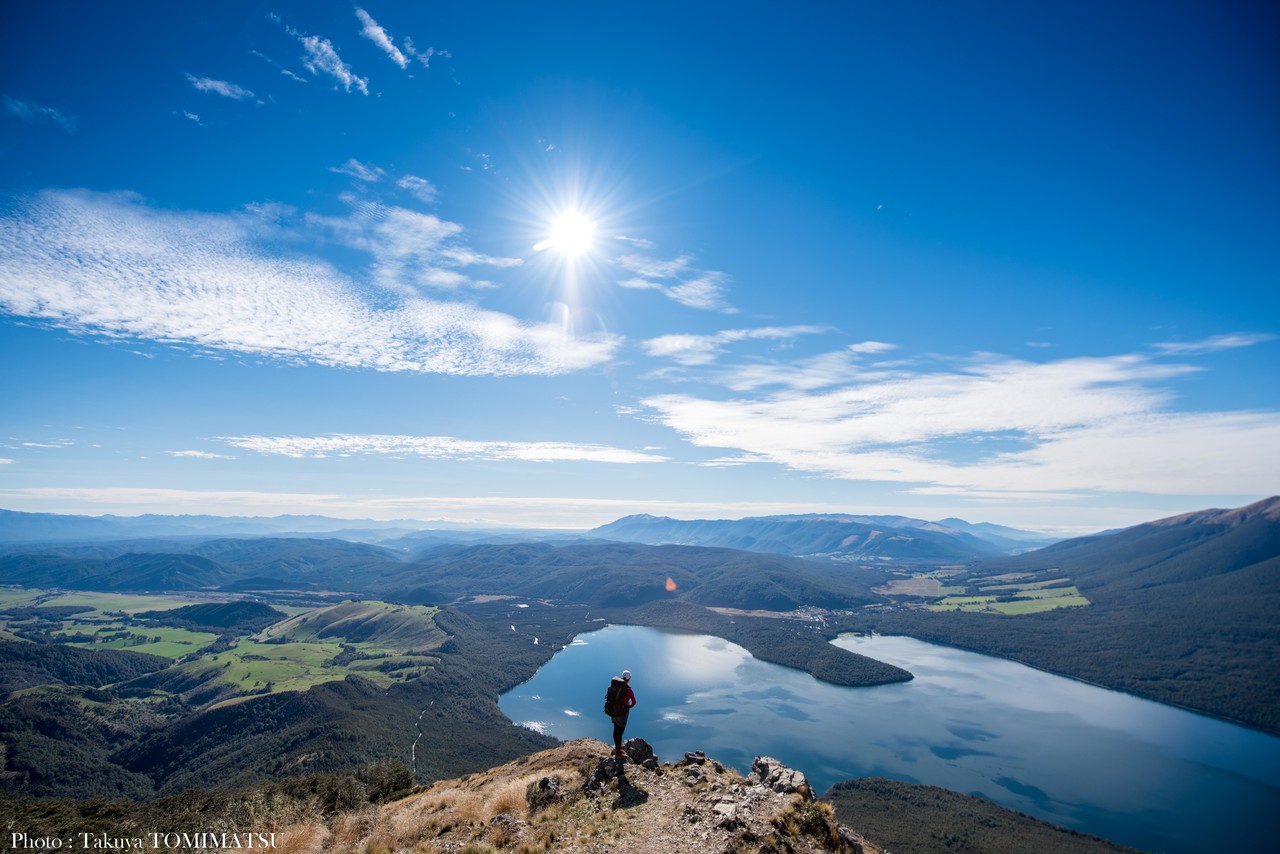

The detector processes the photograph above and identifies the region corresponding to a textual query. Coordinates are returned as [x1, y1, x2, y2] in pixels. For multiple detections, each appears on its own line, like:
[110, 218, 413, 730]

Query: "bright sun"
[538, 211, 597, 257]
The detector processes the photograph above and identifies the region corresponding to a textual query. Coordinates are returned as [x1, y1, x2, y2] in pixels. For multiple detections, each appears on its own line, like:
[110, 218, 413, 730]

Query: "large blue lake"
[498, 624, 1280, 853]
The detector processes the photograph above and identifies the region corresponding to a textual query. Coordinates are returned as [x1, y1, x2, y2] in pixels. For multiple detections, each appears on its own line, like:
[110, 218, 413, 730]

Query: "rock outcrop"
[270, 738, 883, 853]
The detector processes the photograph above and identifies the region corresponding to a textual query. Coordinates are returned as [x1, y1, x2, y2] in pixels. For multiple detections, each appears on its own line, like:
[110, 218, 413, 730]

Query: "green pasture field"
[1007, 585, 1083, 600]
[980, 578, 1074, 592]
[32, 590, 214, 614]
[0, 590, 222, 659]
[929, 581, 1090, 614]
[156, 601, 446, 701]
[982, 572, 1034, 582]
[990, 594, 1091, 614]
[213, 602, 445, 695]
[203, 641, 357, 693]
[61, 626, 221, 658]
[0, 587, 47, 607]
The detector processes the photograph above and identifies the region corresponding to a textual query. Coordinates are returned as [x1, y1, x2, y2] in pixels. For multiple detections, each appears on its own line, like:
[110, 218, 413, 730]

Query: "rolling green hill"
[263, 600, 444, 649]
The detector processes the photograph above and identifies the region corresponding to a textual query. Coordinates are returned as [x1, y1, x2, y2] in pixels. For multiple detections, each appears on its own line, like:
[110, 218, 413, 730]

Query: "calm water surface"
[498, 624, 1280, 853]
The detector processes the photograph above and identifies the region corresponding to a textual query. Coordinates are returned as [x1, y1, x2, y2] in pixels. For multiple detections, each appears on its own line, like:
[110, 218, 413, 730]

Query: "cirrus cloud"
[643, 325, 828, 366]
[639, 348, 1280, 497]
[219, 433, 667, 464]
[291, 29, 368, 95]
[185, 74, 255, 100]
[0, 190, 617, 376]
[4, 95, 77, 131]
[306, 197, 522, 293]
[617, 253, 736, 312]
[330, 158, 385, 182]
[1153, 332, 1276, 356]
[167, 450, 236, 460]
[355, 7, 408, 69]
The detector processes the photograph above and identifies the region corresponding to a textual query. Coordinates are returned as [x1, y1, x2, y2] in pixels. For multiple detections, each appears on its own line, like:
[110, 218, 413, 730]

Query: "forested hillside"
[861, 497, 1280, 733]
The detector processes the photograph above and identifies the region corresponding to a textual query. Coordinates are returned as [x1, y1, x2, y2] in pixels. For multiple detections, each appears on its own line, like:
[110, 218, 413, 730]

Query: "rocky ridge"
[274, 737, 882, 853]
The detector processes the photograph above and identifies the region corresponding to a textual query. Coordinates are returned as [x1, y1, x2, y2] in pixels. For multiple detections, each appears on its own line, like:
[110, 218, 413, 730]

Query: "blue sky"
[1, 1, 1276, 532]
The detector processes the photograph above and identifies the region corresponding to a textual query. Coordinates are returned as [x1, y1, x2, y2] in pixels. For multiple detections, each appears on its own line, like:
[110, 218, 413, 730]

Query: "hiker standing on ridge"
[604, 669, 636, 758]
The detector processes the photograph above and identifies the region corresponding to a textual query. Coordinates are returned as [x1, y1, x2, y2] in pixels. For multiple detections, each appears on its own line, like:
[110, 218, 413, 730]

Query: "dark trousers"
[611, 712, 628, 749]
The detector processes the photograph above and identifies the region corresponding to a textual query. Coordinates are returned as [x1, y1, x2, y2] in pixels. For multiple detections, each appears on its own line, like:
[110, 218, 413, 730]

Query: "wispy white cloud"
[185, 74, 255, 100]
[0, 459, 13, 465]
[167, 450, 236, 460]
[355, 7, 407, 68]
[1153, 332, 1275, 356]
[615, 235, 653, 249]
[178, 111, 202, 125]
[639, 350, 1280, 497]
[330, 158, 385, 182]
[403, 38, 449, 69]
[352, 8, 446, 70]
[0, 189, 618, 376]
[617, 253, 735, 312]
[307, 198, 522, 294]
[19, 438, 74, 449]
[717, 348, 905, 392]
[643, 325, 828, 366]
[437, 247, 522, 268]
[219, 433, 667, 464]
[620, 254, 692, 279]
[3, 95, 76, 131]
[253, 49, 306, 84]
[847, 340, 897, 355]
[398, 175, 438, 203]
[291, 30, 368, 95]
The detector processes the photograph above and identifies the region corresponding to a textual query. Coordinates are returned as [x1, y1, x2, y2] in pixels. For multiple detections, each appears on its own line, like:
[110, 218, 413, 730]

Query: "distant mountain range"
[0, 507, 1061, 564]
[587, 513, 1060, 560]
[0, 509, 574, 546]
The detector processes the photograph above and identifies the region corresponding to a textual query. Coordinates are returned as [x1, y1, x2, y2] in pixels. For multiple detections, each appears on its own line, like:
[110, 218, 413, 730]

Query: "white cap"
[621, 670, 631, 681]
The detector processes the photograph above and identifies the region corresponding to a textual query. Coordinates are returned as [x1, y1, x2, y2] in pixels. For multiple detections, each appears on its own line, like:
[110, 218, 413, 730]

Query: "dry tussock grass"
[291, 741, 615, 853]
[329, 807, 379, 846]
[270, 821, 329, 854]
[342, 765, 584, 851]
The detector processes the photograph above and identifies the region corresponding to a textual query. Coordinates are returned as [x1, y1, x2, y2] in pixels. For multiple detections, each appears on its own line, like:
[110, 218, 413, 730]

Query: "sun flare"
[536, 211, 597, 257]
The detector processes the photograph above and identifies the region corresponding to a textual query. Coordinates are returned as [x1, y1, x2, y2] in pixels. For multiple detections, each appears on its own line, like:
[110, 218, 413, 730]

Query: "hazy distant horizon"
[7, 497, 1266, 538]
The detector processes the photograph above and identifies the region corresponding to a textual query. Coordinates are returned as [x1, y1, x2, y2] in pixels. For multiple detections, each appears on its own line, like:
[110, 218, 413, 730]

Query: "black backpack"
[603, 677, 627, 716]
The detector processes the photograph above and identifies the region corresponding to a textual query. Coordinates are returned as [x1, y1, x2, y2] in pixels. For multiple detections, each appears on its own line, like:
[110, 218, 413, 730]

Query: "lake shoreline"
[501, 623, 1280, 854]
